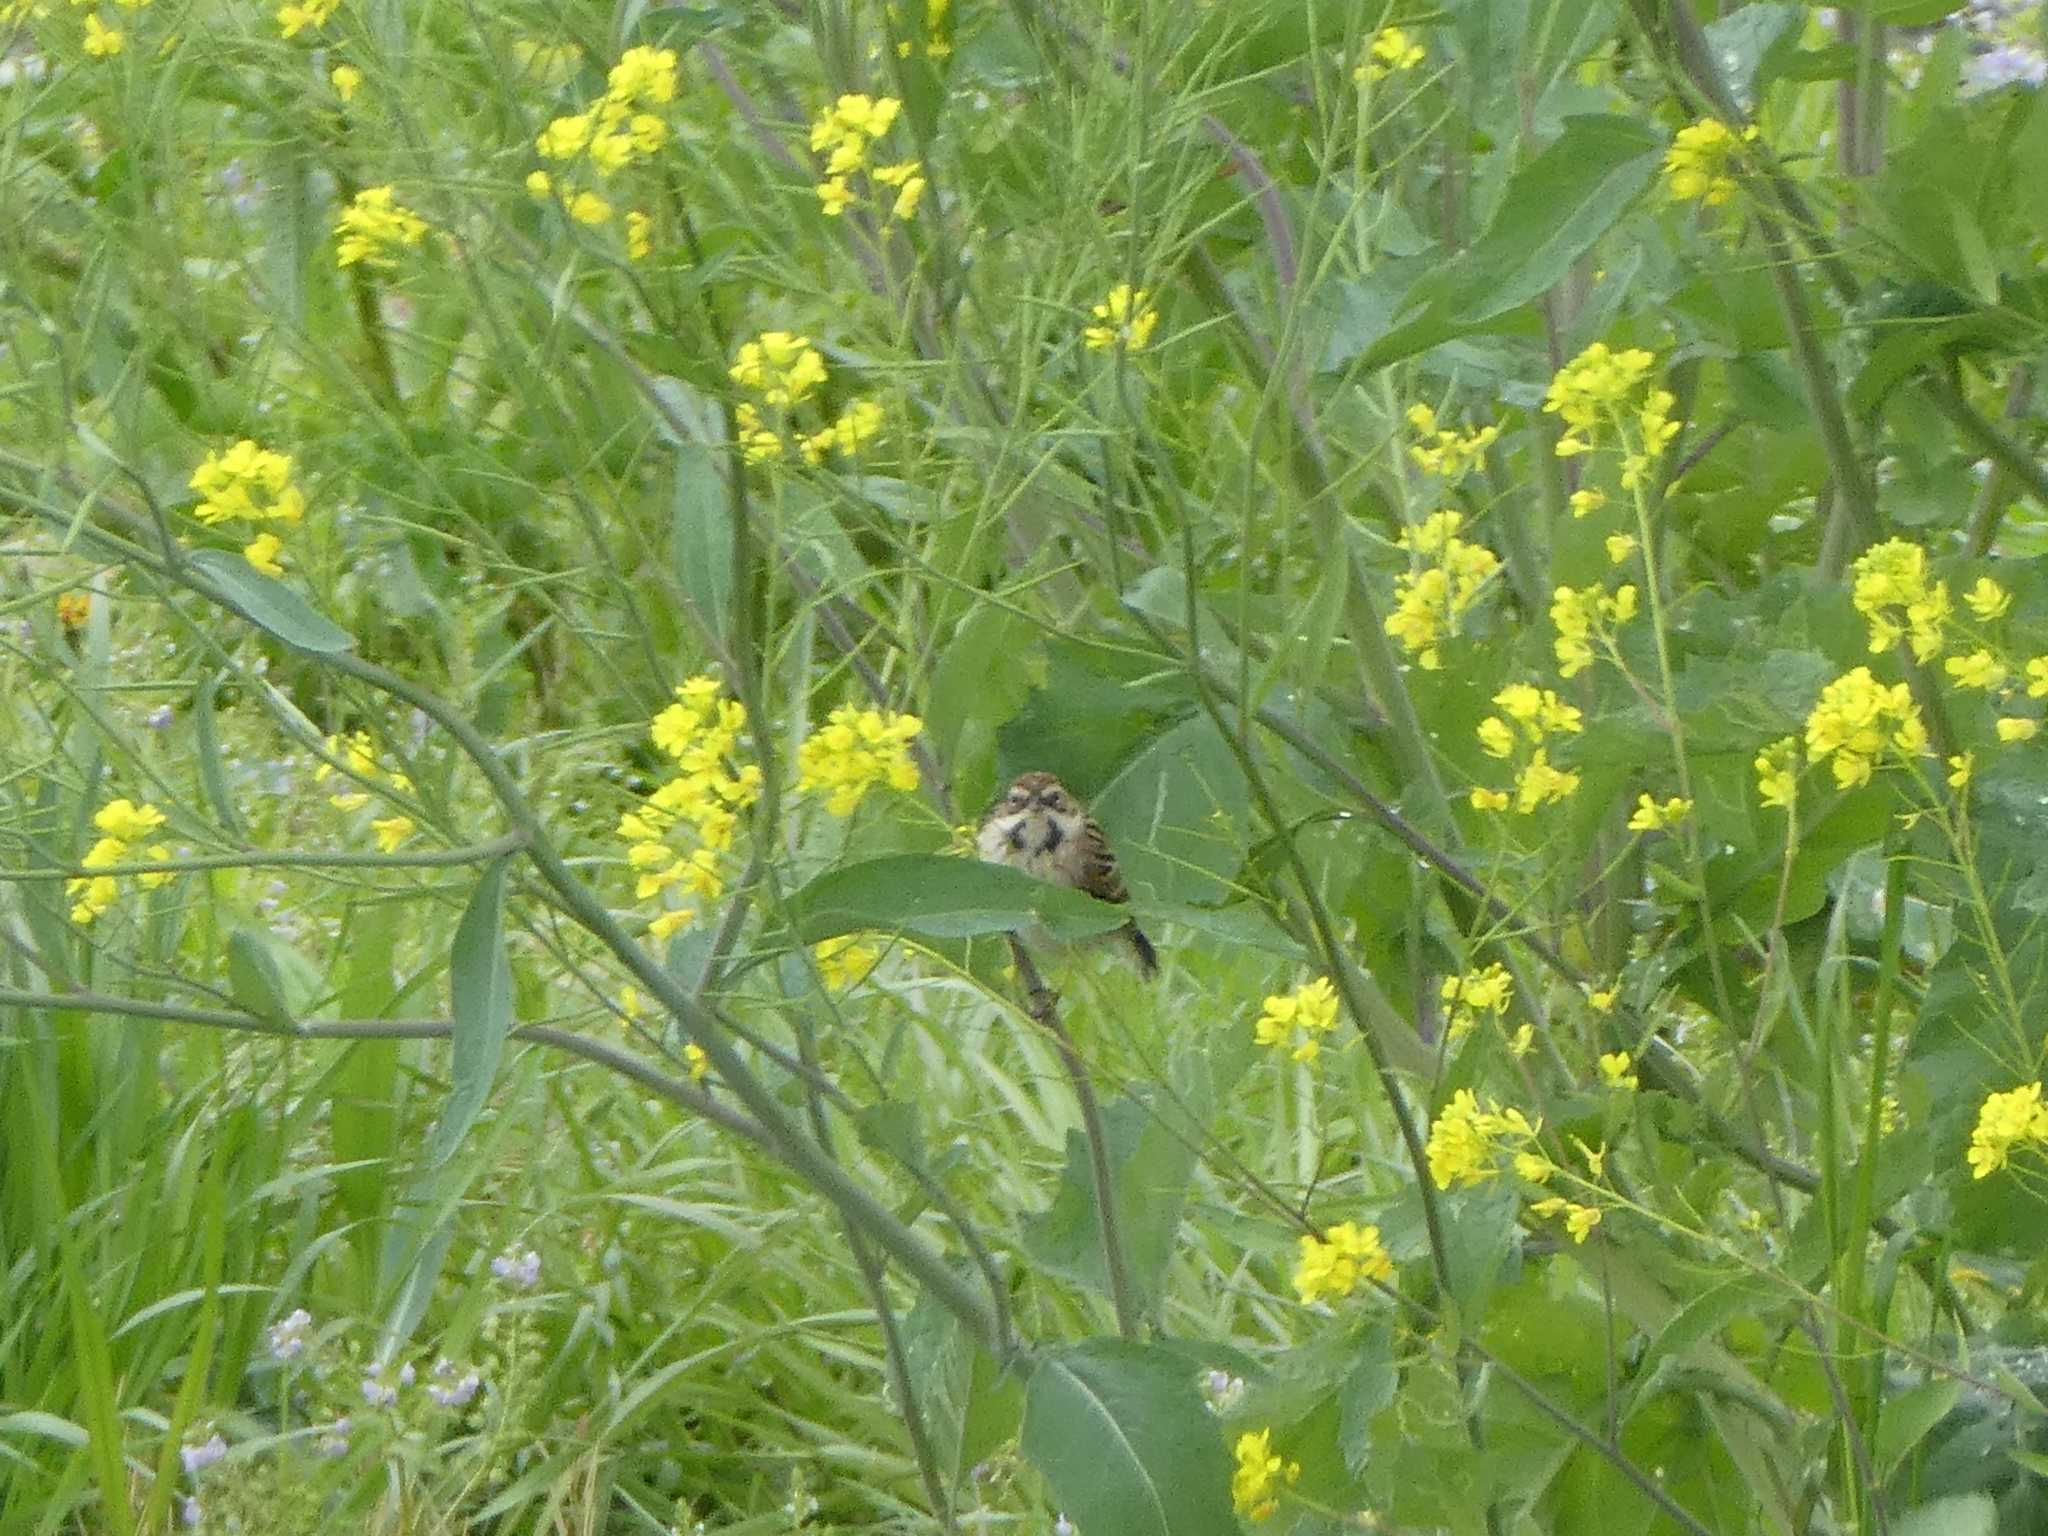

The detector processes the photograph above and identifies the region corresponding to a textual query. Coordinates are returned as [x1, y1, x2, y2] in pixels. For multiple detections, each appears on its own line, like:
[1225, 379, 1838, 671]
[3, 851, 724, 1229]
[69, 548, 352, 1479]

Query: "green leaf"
[188, 549, 354, 654]
[671, 437, 732, 642]
[1891, 1494, 1997, 1536]
[1446, 114, 1664, 324]
[226, 928, 297, 1030]
[1021, 1340, 1236, 1536]
[192, 673, 246, 841]
[785, 854, 1128, 944]
[429, 858, 514, 1168]
[1875, 1379, 1963, 1476]
[1089, 714, 1249, 906]
[1703, 3, 1803, 103]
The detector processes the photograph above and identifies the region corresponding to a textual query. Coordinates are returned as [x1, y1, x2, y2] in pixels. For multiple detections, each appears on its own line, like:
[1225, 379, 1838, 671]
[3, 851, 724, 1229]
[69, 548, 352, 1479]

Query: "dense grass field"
[6, 0, 2048, 1531]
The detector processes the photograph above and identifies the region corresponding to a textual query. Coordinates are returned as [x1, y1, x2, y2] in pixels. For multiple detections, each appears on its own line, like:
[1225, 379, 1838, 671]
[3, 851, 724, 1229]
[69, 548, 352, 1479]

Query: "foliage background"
[5, 0, 2048, 1532]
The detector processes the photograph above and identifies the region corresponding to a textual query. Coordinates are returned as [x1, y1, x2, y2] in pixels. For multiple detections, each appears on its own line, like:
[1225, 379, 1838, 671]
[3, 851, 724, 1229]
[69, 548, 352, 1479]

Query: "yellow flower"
[1231, 1430, 1300, 1523]
[1852, 539, 1949, 660]
[814, 935, 880, 992]
[1587, 986, 1618, 1014]
[1406, 405, 1500, 482]
[82, 14, 124, 55]
[1469, 786, 1508, 812]
[815, 176, 855, 216]
[242, 531, 286, 576]
[606, 45, 679, 107]
[684, 1042, 710, 1082]
[1626, 794, 1691, 833]
[1803, 667, 1926, 790]
[335, 185, 428, 268]
[1564, 1202, 1604, 1242]
[1605, 532, 1638, 564]
[1513, 1149, 1554, 1183]
[1508, 1022, 1535, 1058]
[730, 332, 829, 407]
[1755, 736, 1798, 811]
[135, 846, 173, 891]
[1513, 749, 1579, 814]
[1947, 752, 1973, 791]
[1292, 1221, 1393, 1304]
[1083, 283, 1160, 352]
[372, 815, 414, 853]
[276, 0, 338, 37]
[794, 704, 922, 815]
[1353, 26, 1424, 82]
[525, 170, 552, 198]
[1598, 1051, 1638, 1091]
[890, 173, 926, 221]
[1663, 118, 1754, 206]
[1966, 1082, 2048, 1178]
[1544, 341, 1657, 440]
[1476, 716, 1514, 758]
[626, 209, 653, 260]
[190, 439, 305, 527]
[1965, 576, 2011, 621]
[1385, 513, 1500, 669]
[1253, 977, 1342, 1063]
[1550, 582, 1635, 678]
[567, 190, 612, 226]
[1944, 649, 2006, 691]
[330, 63, 362, 100]
[1425, 1089, 1539, 1189]
[1996, 716, 2040, 742]
[1570, 487, 1609, 518]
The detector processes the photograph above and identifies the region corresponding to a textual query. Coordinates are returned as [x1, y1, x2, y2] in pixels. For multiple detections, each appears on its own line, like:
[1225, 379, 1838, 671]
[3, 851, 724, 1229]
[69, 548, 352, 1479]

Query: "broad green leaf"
[1446, 114, 1664, 324]
[1703, 3, 1803, 104]
[226, 928, 297, 1030]
[188, 549, 354, 654]
[786, 854, 1128, 944]
[1876, 1379, 1964, 1476]
[1021, 1340, 1236, 1536]
[928, 604, 1047, 812]
[1089, 714, 1249, 907]
[902, 1287, 1023, 1490]
[429, 858, 514, 1168]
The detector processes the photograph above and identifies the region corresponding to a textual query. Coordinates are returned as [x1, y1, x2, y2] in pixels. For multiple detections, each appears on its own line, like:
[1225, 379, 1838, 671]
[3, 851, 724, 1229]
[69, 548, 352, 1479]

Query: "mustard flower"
[525, 170, 552, 198]
[1425, 1089, 1538, 1189]
[1663, 118, 1755, 207]
[1755, 737, 1799, 811]
[1803, 667, 1927, 790]
[1405, 404, 1499, 482]
[1947, 752, 1974, 791]
[816, 177, 855, 216]
[1514, 749, 1580, 814]
[1851, 539, 1950, 660]
[684, 1042, 710, 1082]
[1587, 985, 1618, 1014]
[1626, 794, 1691, 833]
[371, 815, 414, 853]
[1965, 576, 2011, 621]
[190, 440, 305, 527]
[57, 592, 91, 630]
[567, 191, 612, 226]
[82, 14, 123, 55]
[814, 935, 880, 991]
[277, 0, 339, 37]
[606, 45, 679, 107]
[1598, 1051, 1638, 1091]
[626, 209, 653, 260]
[1440, 962, 1511, 1042]
[1292, 1221, 1393, 1305]
[331, 63, 361, 101]
[1570, 487, 1609, 517]
[1550, 581, 1636, 677]
[1385, 511, 1500, 670]
[1544, 341, 1657, 440]
[68, 799, 171, 923]
[794, 704, 922, 815]
[242, 532, 286, 576]
[1605, 532, 1638, 564]
[1253, 976, 1341, 1062]
[1083, 283, 1160, 352]
[734, 404, 783, 464]
[96, 798, 167, 843]
[1997, 716, 2039, 742]
[1353, 26, 1424, 82]
[315, 730, 412, 813]
[802, 399, 886, 463]
[1508, 1023, 1535, 1058]
[1944, 649, 2006, 691]
[730, 332, 829, 407]
[808, 94, 903, 206]
[335, 185, 428, 268]
[1966, 1082, 2048, 1178]
[1231, 1430, 1300, 1523]
[1469, 786, 1509, 812]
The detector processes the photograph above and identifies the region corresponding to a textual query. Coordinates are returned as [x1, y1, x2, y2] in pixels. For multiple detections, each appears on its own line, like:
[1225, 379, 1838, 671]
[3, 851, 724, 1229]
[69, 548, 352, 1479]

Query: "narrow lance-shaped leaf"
[429, 857, 514, 1168]
[189, 549, 355, 655]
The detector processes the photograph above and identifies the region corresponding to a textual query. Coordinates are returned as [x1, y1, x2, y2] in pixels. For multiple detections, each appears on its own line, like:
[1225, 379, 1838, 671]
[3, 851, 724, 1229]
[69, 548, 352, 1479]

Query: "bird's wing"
[1080, 819, 1130, 903]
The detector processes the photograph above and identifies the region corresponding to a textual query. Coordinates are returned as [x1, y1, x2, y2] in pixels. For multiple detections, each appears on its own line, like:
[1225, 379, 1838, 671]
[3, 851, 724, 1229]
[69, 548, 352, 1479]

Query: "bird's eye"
[1047, 793, 1068, 810]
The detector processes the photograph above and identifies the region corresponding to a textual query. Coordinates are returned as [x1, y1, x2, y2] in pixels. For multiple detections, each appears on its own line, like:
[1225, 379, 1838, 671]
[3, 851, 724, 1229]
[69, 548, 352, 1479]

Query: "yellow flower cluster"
[1544, 341, 1679, 490]
[1550, 580, 1637, 678]
[1231, 1430, 1300, 1523]
[1802, 666, 1928, 791]
[330, 63, 362, 102]
[189, 439, 306, 576]
[1384, 510, 1501, 671]
[1082, 284, 1159, 352]
[1253, 976, 1341, 1063]
[1405, 404, 1499, 482]
[1626, 793, 1691, 833]
[57, 592, 91, 630]
[277, 0, 338, 37]
[814, 935, 880, 992]
[82, 12, 124, 54]
[1663, 119, 1756, 207]
[1469, 681, 1582, 815]
[727, 334, 885, 467]
[528, 46, 677, 239]
[885, 0, 953, 59]
[794, 703, 922, 816]
[1292, 1220, 1392, 1305]
[1530, 1194, 1605, 1243]
[69, 799, 173, 924]
[623, 677, 763, 940]
[335, 185, 428, 269]
[810, 94, 925, 222]
[1440, 961, 1511, 1044]
[1966, 1082, 2048, 1179]
[1353, 25, 1425, 82]
[1424, 1089, 1539, 1190]
[1754, 736, 1799, 811]
[1598, 1051, 1638, 1090]
[314, 731, 413, 852]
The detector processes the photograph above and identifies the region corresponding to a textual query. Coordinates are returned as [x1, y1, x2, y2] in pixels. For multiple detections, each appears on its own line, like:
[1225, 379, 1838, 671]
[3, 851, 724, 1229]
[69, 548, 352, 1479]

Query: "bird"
[975, 770, 1159, 979]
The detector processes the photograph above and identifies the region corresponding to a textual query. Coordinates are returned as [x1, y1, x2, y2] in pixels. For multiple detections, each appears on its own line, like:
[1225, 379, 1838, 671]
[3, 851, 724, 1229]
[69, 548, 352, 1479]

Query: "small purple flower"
[491, 1245, 541, 1288]
[1969, 43, 2048, 90]
[180, 1496, 203, 1528]
[146, 704, 176, 730]
[398, 1360, 416, 1388]
[267, 1308, 313, 1361]
[1201, 1369, 1245, 1413]
[361, 1368, 400, 1408]
[316, 1417, 352, 1458]
[427, 1357, 482, 1408]
[1054, 1517, 1076, 1536]
[179, 1432, 226, 1476]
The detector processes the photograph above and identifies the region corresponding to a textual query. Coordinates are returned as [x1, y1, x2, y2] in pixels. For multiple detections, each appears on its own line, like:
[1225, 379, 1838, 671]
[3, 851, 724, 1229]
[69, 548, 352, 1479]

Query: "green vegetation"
[5, 1, 2048, 1532]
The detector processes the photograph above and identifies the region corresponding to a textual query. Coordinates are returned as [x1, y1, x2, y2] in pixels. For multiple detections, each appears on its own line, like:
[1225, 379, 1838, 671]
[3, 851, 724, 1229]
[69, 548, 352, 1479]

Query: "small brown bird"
[976, 770, 1159, 978]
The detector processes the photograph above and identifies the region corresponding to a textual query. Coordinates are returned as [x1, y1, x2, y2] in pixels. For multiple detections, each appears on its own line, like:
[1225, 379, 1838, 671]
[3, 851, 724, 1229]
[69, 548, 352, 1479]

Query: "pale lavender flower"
[179, 1433, 226, 1476]
[427, 1357, 482, 1408]
[316, 1417, 352, 1458]
[1201, 1369, 1245, 1413]
[1054, 1517, 1076, 1536]
[146, 704, 176, 730]
[180, 1496, 202, 1527]
[267, 1308, 313, 1361]
[361, 1369, 400, 1408]
[1969, 43, 2048, 88]
[491, 1245, 541, 1288]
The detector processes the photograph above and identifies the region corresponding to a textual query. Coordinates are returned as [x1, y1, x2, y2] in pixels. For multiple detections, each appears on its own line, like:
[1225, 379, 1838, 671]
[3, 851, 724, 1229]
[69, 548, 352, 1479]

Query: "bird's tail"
[1123, 922, 1159, 980]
